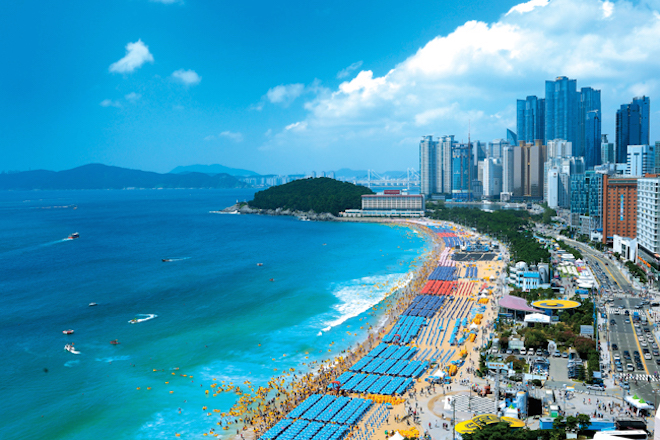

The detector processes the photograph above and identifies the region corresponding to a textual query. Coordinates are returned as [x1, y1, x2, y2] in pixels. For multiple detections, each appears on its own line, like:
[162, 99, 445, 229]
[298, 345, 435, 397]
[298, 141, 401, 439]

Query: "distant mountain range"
[0, 164, 247, 190]
[170, 164, 260, 176]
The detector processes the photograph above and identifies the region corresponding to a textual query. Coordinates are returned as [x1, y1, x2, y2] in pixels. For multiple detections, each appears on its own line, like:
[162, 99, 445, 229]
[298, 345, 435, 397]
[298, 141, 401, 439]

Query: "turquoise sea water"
[0, 189, 430, 440]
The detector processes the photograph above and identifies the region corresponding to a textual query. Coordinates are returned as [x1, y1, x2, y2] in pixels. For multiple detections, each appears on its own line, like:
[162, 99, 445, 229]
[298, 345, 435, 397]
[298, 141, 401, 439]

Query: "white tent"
[524, 313, 551, 324]
[469, 323, 479, 329]
[391, 432, 405, 440]
[625, 395, 654, 410]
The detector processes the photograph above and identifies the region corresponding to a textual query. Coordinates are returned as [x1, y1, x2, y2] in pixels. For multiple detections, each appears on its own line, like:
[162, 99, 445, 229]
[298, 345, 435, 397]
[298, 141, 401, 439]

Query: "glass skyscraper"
[516, 96, 545, 143]
[545, 76, 578, 145]
[452, 143, 472, 201]
[616, 96, 650, 164]
[578, 87, 602, 160]
[584, 110, 601, 169]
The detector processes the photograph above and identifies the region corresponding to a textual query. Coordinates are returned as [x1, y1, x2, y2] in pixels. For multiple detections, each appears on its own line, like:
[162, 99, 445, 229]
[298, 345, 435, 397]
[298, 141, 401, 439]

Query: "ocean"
[0, 189, 430, 440]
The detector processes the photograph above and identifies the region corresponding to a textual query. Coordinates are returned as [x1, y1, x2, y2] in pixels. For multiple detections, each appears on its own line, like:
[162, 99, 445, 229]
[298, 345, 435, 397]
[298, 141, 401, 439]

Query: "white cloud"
[109, 40, 154, 74]
[205, 131, 244, 142]
[100, 99, 121, 108]
[285, 121, 308, 132]
[506, 0, 549, 15]
[219, 131, 244, 142]
[266, 83, 305, 105]
[337, 61, 363, 79]
[171, 69, 201, 86]
[257, 0, 660, 171]
[602, 1, 614, 18]
[125, 92, 142, 102]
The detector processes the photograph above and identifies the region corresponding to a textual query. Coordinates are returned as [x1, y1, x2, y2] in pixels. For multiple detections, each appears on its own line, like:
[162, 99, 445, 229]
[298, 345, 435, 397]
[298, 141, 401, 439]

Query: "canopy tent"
[469, 323, 479, 329]
[626, 395, 654, 410]
[391, 432, 405, 440]
[524, 313, 551, 324]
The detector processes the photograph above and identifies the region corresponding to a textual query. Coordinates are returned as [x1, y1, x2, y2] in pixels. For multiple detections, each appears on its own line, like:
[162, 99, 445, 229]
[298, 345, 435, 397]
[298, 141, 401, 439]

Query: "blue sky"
[2, 0, 660, 174]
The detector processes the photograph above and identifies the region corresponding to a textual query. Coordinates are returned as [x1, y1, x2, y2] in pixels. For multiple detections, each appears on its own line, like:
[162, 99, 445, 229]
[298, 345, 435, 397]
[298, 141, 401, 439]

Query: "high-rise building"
[578, 87, 602, 159]
[506, 129, 518, 147]
[439, 135, 456, 194]
[488, 139, 507, 159]
[545, 76, 578, 145]
[483, 158, 502, 197]
[502, 145, 514, 194]
[419, 135, 437, 196]
[570, 170, 603, 230]
[529, 140, 546, 199]
[637, 176, 660, 257]
[601, 134, 615, 164]
[452, 143, 472, 200]
[512, 144, 525, 198]
[656, 141, 660, 174]
[626, 144, 655, 176]
[602, 175, 639, 243]
[616, 96, 650, 163]
[547, 168, 560, 208]
[584, 110, 601, 169]
[517, 96, 545, 143]
[546, 139, 572, 160]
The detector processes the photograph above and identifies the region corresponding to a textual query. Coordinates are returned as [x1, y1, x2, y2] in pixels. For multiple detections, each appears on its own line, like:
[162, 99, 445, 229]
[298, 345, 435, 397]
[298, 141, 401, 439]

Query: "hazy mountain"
[0, 164, 247, 190]
[170, 164, 259, 176]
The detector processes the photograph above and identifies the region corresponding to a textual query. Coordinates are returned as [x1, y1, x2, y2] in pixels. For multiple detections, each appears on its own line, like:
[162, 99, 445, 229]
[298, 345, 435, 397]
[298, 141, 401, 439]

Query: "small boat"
[162, 259, 172, 262]
[88, 302, 97, 307]
[110, 339, 120, 345]
[129, 314, 157, 324]
[257, 263, 263, 266]
[64, 344, 80, 355]
[63, 329, 74, 335]
[67, 232, 79, 240]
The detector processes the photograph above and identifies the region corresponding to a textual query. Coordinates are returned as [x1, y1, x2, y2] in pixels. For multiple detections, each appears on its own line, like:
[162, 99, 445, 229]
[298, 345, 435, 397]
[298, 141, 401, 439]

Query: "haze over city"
[2, 0, 660, 175]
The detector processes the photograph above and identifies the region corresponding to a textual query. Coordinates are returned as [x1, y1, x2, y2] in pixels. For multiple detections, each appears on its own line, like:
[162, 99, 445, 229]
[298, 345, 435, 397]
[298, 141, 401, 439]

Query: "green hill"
[249, 178, 373, 216]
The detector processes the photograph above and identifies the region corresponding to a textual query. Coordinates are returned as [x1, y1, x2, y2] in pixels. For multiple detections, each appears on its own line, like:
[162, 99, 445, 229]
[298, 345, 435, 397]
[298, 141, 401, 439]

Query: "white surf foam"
[322, 272, 411, 330]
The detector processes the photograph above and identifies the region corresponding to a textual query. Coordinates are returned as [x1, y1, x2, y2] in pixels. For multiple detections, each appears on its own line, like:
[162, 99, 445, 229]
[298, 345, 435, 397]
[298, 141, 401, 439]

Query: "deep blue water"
[0, 189, 429, 440]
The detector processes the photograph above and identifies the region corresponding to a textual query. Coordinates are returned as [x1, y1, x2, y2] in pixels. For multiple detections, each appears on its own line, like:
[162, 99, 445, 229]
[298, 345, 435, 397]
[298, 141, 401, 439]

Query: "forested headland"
[249, 178, 373, 216]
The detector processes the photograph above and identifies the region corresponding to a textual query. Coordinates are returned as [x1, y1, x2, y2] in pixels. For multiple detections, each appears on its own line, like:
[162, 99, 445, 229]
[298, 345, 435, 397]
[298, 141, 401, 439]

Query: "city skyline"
[3, 0, 660, 175]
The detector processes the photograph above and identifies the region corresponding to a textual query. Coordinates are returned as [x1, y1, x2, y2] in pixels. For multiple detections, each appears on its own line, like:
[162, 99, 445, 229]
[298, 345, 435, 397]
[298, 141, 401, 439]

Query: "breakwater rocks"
[220, 203, 338, 221]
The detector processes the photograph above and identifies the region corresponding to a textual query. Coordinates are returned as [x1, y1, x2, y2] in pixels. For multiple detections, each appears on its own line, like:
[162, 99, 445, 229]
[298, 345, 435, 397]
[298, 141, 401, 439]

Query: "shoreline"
[225, 220, 444, 440]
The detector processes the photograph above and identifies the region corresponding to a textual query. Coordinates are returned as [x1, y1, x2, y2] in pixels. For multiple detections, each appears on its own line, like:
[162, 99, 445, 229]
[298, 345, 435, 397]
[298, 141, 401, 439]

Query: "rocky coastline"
[219, 203, 338, 221]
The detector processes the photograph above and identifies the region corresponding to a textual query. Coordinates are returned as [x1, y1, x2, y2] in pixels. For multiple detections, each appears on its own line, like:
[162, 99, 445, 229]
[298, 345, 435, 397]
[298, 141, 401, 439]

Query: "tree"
[576, 414, 591, 433]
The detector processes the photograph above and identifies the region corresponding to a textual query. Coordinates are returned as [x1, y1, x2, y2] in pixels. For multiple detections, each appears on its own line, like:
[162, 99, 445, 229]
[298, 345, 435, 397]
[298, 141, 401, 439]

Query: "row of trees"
[426, 206, 551, 263]
[249, 178, 374, 216]
[461, 415, 593, 440]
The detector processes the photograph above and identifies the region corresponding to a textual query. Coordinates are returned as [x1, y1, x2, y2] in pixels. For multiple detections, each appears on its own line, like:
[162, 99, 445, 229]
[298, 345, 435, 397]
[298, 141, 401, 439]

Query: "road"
[563, 237, 631, 292]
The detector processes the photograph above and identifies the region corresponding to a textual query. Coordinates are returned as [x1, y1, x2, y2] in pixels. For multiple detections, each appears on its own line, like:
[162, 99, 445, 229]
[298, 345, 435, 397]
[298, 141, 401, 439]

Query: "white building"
[482, 158, 502, 197]
[626, 144, 655, 176]
[637, 177, 660, 256]
[547, 168, 560, 208]
[502, 145, 514, 194]
[546, 139, 573, 160]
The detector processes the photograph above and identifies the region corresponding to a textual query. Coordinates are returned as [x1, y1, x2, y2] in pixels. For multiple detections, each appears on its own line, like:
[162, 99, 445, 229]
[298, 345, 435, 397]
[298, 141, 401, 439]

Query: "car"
[614, 309, 620, 315]
[561, 352, 568, 358]
[627, 364, 635, 371]
[587, 385, 605, 391]
[653, 350, 659, 356]
[645, 327, 651, 332]
[635, 322, 640, 327]
[513, 349, 520, 355]
[634, 350, 640, 356]
[635, 305, 643, 309]
[646, 353, 652, 359]
[616, 364, 624, 372]
[536, 349, 542, 356]
[610, 319, 617, 325]
[651, 302, 660, 307]
[553, 351, 562, 357]
[653, 343, 659, 349]
[520, 348, 527, 355]
[626, 318, 631, 323]
[648, 335, 655, 342]
[621, 382, 630, 390]
[656, 359, 660, 366]
[637, 363, 645, 370]
[643, 348, 650, 353]
[612, 344, 619, 351]
[506, 349, 513, 355]
[641, 341, 648, 347]
[543, 350, 550, 357]
[625, 310, 630, 315]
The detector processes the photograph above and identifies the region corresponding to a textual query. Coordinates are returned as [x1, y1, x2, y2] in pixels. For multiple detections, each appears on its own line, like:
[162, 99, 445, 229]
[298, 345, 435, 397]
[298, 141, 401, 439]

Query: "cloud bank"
[260, 0, 660, 170]
[109, 40, 154, 74]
